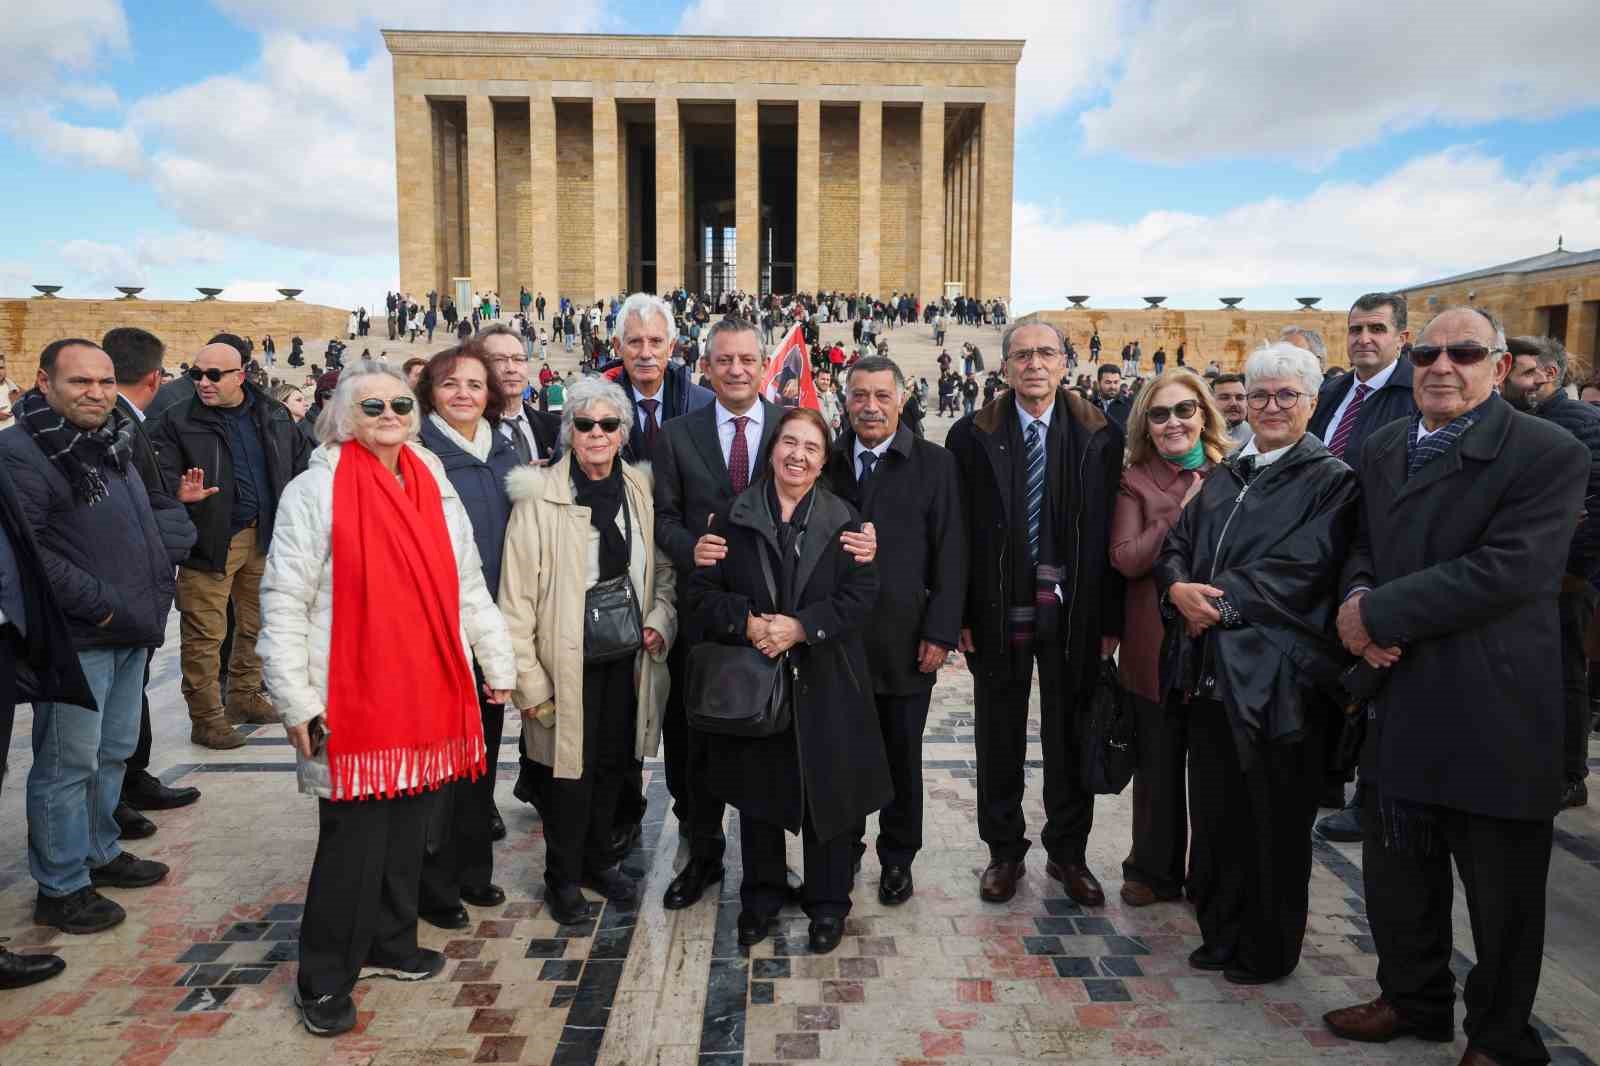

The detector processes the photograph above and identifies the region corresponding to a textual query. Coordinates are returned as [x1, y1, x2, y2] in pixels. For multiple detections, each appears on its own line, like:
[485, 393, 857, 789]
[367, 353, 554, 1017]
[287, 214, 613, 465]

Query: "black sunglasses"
[1410, 343, 1502, 368]
[187, 367, 241, 383]
[1147, 400, 1199, 425]
[356, 397, 416, 417]
[572, 416, 623, 434]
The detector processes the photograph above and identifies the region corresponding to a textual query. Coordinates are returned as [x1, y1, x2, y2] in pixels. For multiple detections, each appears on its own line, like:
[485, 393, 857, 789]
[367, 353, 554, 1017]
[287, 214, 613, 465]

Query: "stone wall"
[818, 105, 860, 292]
[880, 106, 922, 296]
[0, 298, 350, 383]
[494, 101, 533, 301]
[1033, 307, 1353, 373]
[556, 102, 595, 301]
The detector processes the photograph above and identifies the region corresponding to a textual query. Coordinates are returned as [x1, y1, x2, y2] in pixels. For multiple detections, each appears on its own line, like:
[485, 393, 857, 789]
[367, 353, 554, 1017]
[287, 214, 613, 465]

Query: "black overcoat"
[823, 424, 965, 694]
[1344, 395, 1587, 821]
[686, 480, 892, 842]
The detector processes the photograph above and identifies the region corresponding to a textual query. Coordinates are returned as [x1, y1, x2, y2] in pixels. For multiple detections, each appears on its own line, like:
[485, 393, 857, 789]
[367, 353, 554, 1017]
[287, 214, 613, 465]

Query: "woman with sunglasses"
[1108, 369, 1231, 908]
[497, 376, 676, 925]
[258, 361, 516, 1037]
[410, 341, 522, 929]
[1153, 342, 1359, 986]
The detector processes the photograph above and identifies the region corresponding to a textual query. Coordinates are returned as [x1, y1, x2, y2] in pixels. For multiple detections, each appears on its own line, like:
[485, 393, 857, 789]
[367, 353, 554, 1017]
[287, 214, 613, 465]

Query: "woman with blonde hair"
[1108, 369, 1229, 907]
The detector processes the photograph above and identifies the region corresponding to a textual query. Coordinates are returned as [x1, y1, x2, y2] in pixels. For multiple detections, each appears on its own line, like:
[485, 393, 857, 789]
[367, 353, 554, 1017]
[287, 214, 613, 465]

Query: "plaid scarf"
[1406, 398, 1490, 479]
[15, 388, 134, 505]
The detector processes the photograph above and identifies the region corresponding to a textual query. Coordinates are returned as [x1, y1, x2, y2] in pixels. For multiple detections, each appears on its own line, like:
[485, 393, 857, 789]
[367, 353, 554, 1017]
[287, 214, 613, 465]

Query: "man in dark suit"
[825, 356, 965, 906]
[947, 319, 1124, 907]
[1323, 307, 1587, 1066]
[611, 293, 712, 464]
[1094, 364, 1130, 427]
[652, 316, 874, 910]
[1308, 292, 1418, 840]
[102, 328, 202, 838]
[479, 326, 559, 462]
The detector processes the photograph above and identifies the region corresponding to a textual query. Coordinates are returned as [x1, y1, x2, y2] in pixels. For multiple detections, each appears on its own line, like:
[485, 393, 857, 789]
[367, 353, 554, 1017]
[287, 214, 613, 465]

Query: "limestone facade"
[384, 32, 1023, 304]
[1036, 307, 1354, 374]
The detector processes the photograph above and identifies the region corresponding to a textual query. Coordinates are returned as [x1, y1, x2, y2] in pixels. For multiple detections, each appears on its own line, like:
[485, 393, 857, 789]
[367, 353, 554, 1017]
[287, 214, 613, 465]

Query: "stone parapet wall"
[1033, 307, 1352, 373]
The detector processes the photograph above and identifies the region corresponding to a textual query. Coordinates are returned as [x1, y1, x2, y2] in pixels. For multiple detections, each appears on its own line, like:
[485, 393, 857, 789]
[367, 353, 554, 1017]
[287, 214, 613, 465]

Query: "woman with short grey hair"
[558, 376, 633, 453]
[1243, 342, 1324, 402]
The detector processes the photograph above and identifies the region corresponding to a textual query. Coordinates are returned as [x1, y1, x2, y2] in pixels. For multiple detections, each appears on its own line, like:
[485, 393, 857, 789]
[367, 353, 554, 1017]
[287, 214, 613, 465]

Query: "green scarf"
[1163, 439, 1207, 471]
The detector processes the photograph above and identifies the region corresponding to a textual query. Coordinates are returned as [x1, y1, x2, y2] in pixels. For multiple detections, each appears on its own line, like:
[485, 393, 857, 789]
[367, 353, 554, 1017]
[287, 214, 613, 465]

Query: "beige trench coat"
[500, 457, 676, 780]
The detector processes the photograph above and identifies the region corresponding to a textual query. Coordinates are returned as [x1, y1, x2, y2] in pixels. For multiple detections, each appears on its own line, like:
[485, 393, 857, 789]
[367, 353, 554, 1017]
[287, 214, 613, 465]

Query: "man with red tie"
[1307, 291, 1417, 841]
[611, 293, 712, 464]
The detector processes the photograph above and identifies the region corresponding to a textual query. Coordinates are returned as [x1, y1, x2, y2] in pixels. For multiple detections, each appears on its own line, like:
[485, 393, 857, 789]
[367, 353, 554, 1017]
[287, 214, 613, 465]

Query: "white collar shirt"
[714, 401, 764, 468]
[1317, 358, 1397, 444]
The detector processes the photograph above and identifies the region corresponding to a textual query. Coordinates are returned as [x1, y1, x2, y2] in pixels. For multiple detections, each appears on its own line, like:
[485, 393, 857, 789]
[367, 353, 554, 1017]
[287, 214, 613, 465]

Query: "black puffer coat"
[1153, 434, 1358, 757]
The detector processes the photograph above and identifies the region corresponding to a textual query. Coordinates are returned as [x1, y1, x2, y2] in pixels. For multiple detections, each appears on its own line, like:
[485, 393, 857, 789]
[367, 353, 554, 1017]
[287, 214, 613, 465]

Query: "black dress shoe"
[461, 883, 506, 908]
[34, 887, 125, 934]
[808, 916, 844, 954]
[89, 851, 169, 888]
[122, 771, 201, 811]
[0, 946, 66, 989]
[737, 912, 776, 947]
[114, 803, 157, 841]
[1316, 785, 1364, 842]
[663, 859, 724, 910]
[582, 866, 637, 904]
[1224, 965, 1277, 985]
[1561, 779, 1589, 810]
[879, 865, 914, 906]
[1188, 943, 1234, 971]
[488, 808, 506, 842]
[418, 905, 470, 931]
[545, 882, 593, 926]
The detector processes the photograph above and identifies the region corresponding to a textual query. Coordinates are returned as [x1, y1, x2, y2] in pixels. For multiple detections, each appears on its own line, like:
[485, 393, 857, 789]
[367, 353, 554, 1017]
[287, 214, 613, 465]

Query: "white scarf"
[428, 412, 492, 462]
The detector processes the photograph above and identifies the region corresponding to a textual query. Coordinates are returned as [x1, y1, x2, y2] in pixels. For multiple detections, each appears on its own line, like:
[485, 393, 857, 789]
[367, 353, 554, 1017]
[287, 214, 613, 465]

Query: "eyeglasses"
[1008, 347, 1062, 365]
[356, 397, 416, 417]
[1246, 389, 1307, 410]
[1409, 343, 1502, 368]
[187, 367, 242, 383]
[1147, 400, 1199, 425]
[572, 416, 623, 434]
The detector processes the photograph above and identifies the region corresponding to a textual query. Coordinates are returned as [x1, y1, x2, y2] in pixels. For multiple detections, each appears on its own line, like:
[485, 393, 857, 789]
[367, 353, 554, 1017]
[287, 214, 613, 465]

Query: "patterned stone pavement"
[1, 624, 1599, 1065]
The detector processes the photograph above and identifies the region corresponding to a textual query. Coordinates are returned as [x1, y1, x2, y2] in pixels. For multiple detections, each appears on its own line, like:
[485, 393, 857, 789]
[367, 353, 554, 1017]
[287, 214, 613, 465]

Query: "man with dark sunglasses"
[1324, 307, 1587, 1065]
[153, 336, 311, 749]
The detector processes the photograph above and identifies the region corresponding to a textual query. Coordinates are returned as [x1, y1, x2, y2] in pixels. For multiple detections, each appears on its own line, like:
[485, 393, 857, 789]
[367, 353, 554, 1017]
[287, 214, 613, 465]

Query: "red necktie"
[1327, 383, 1370, 460]
[728, 416, 751, 493]
[640, 398, 660, 449]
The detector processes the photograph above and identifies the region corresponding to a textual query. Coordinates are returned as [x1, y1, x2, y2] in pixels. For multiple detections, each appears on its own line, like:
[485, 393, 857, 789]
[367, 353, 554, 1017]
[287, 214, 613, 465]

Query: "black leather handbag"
[583, 502, 643, 664]
[1081, 657, 1137, 795]
[686, 542, 793, 738]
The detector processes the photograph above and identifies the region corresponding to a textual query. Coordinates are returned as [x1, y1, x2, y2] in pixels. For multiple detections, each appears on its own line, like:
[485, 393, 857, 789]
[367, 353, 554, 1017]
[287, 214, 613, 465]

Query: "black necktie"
[858, 451, 878, 484]
[640, 398, 661, 449]
[505, 416, 533, 464]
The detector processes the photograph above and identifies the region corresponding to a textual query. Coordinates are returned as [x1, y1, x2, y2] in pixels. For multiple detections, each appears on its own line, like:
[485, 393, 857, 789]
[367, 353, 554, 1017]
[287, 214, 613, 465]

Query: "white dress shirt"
[499, 407, 543, 460]
[852, 436, 892, 480]
[1015, 396, 1054, 439]
[714, 400, 764, 469]
[1317, 359, 1397, 445]
[1237, 437, 1293, 467]
[632, 383, 664, 434]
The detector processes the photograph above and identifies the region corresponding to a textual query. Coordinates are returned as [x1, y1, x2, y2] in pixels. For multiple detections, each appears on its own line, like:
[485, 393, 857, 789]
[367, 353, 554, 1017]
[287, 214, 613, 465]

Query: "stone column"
[1569, 296, 1599, 381]
[736, 98, 761, 295]
[655, 97, 683, 293]
[394, 92, 436, 296]
[954, 134, 969, 295]
[592, 94, 622, 302]
[857, 100, 882, 298]
[465, 95, 499, 299]
[979, 100, 1014, 301]
[919, 100, 945, 305]
[796, 99, 820, 294]
[528, 88, 560, 306]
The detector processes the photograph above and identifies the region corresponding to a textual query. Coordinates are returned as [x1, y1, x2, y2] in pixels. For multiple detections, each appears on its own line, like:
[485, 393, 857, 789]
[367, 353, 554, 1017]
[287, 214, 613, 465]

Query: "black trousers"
[660, 640, 726, 862]
[543, 659, 635, 888]
[0, 630, 18, 793]
[973, 647, 1092, 866]
[1558, 579, 1596, 783]
[1122, 694, 1188, 896]
[419, 691, 503, 909]
[1362, 790, 1553, 1065]
[298, 791, 427, 998]
[852, 690, 931, 869]
[740, 809, 854, 922]
[126, 649, 155, 778]
[1187, 700, 1322, 980]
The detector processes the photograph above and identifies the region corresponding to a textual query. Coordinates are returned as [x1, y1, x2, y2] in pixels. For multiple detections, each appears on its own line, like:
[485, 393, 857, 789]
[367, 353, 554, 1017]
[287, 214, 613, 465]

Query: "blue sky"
[2, 0, 1597, 321]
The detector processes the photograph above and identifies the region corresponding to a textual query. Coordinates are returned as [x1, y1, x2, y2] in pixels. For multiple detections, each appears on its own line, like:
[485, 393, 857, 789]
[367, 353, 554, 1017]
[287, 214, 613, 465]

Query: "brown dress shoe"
[190, 718, 247, 750]
[1119, 881, 1180, 907]
[1046, 861, 1105, 906]
[1322, 998, 1453, 1044]
[224, 692, 281, 725]
[978, 860, 1025, 903]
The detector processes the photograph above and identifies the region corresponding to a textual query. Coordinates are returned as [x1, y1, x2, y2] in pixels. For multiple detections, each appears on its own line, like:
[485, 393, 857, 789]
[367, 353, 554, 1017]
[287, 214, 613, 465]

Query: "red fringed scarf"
[324, 442, 484, 800]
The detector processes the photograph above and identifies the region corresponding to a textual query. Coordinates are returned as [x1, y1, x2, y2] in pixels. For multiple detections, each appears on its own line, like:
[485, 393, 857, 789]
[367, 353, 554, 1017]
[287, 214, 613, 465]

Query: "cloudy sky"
[3, 0, 1597, 317]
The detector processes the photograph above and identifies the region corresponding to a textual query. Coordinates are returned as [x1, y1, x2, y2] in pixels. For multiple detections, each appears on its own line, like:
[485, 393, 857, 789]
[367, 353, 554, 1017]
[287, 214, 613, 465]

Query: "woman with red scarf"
[259, 361, 516, 1038]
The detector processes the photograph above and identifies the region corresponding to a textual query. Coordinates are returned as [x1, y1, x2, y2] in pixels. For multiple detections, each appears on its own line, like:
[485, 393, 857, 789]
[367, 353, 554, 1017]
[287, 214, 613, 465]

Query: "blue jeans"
[28, 646, 147, 896]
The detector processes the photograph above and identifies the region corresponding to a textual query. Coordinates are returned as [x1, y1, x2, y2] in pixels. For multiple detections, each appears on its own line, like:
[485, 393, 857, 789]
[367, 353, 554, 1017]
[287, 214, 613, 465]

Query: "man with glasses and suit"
[154, 336, 311, 750]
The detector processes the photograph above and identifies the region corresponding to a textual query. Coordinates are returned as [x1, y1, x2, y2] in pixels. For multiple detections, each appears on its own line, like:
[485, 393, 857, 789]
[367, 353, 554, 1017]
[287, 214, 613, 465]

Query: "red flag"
[759, 324, 819, 411]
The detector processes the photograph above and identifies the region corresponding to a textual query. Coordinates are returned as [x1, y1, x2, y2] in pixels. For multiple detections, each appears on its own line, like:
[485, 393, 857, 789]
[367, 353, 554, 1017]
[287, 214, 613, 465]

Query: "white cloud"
[11, 110, 142, 173]
[0, 0, 127, 91]
[1009, 148, 1600, 314]
[676, 0, 1127, 126]
[55, 232, 228, 289]
[1080, 0, 1600, 165]
[211, 0, 607, 34]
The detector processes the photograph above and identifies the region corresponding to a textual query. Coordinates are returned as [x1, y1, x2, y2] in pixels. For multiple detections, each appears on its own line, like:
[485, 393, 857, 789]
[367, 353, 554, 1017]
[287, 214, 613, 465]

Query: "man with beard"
[1209, 374, 1251, 448]
[1502, 335, 1600, 810]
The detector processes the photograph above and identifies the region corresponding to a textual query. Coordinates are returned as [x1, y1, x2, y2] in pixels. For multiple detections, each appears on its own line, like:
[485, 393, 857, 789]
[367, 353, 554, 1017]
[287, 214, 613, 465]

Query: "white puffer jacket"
[258, 442, 517, 799]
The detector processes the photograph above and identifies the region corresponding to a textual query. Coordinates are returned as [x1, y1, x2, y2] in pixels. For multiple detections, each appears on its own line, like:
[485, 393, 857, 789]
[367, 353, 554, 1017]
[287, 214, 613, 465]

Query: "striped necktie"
[1327, 383, 1370, 460]
[1024, 421, 1045, 563]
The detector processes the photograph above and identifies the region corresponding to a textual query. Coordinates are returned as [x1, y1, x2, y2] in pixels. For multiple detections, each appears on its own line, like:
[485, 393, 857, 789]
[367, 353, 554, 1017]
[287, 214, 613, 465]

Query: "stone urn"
[1142, 296, 1167, 309]
[197, 288, 223, 301]
[277, 288, 303, 301]
[1066, 295, 1090, 309]
[1296, 297, 1321, 310]
[116, 287, 144, 300]
[1219, 297, 1243, 309]
[32, 285, 62, 298]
